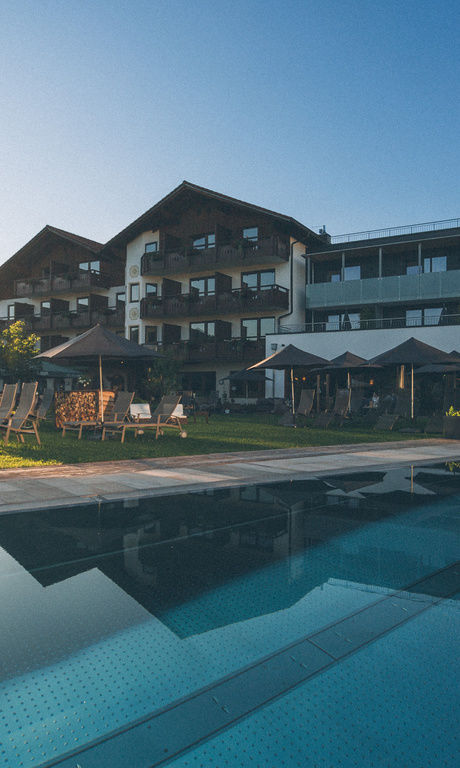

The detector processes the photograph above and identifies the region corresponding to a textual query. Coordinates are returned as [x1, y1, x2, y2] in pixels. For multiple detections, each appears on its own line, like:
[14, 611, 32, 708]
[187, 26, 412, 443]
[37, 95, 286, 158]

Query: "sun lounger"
[296, 389, 316, 418]
[98, 391, 135, 442]
[0, 381, 40, 445]
[33, 390, 54, 422]
[0, 383, 18, 424]
[310, 388, 350, 429]
[374, 413, 399, 431]
[125, 395, 187, 440]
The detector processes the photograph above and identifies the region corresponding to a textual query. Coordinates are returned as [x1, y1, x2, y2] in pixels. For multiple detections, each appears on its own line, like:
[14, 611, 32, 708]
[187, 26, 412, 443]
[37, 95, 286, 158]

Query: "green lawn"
[0, 414, 431, 470]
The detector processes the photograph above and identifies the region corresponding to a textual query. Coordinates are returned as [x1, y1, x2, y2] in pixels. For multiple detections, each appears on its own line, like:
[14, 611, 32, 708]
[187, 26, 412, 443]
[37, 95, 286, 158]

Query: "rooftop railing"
[330, 217, 460, 244]
[279, 313, 460, 334]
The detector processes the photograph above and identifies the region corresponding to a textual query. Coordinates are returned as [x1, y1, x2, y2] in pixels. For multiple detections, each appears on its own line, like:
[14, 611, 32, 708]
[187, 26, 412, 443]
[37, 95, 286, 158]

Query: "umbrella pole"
[347, 370, 351, 389]
[411, 363, 414, 420]
[291, 366, 296, 427]
[99, 354, 104, 423]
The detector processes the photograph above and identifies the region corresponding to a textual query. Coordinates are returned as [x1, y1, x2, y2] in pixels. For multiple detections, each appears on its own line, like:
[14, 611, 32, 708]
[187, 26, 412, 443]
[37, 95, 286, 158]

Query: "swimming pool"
[0, 461, 459, 767]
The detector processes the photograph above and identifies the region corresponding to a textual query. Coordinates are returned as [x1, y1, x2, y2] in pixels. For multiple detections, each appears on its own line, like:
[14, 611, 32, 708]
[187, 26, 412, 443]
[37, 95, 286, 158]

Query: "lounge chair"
[33, 390, 54, 422]
[424, 414, 443, 434]
[0, 383, 18, 424]
[310, 388, 350, 429]
[99, 391, 136, 442]
[1, 381, 40, 445]
[125, 395, 187, 440]
[374, 413, 399, 431]
[297, 389, 316, 418]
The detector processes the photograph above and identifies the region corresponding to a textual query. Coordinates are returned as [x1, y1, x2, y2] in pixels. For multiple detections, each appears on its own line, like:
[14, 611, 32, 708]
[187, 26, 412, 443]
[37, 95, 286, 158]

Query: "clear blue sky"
[1, 0, 459, 263]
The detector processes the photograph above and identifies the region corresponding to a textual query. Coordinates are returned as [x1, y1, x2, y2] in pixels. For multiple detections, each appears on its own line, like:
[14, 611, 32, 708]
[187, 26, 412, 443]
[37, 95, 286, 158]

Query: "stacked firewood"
[55, 391, 98, 427]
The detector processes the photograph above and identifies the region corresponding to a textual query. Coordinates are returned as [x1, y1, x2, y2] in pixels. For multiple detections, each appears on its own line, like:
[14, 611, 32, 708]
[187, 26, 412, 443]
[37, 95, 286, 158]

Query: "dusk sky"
[1, 0, 459, 264]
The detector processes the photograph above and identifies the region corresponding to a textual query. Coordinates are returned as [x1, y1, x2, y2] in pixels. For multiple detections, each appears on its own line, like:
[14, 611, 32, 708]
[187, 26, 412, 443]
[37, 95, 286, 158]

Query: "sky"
[0, 0, 459, 264]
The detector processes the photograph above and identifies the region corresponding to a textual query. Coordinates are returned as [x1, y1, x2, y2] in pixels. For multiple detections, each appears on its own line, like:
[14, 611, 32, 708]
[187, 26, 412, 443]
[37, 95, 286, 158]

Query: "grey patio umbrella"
[247, 344, 328, 425]
[220, 368, 273, 399]
[35, 324, 162, 421]
[368, 337, 456, 419]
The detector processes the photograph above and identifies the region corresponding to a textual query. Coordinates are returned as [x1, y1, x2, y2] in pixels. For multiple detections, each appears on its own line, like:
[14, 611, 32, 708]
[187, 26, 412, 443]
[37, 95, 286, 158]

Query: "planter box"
[443, 416, 460, 439]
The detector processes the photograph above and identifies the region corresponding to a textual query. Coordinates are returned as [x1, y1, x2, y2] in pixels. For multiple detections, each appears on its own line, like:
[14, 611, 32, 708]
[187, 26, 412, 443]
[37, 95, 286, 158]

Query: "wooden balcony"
[161, 337, 266, 364]
[14, 270, 112, 298]
[140, 285, 288, 320]
[141, 236, 289, 276]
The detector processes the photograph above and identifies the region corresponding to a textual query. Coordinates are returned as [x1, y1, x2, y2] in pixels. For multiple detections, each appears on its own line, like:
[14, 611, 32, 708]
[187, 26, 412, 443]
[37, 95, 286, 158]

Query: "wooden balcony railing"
[0, 308, 125, 332]
[140, 285, 288, 320]
[14, 271, 112, 298]
[141, 236, 289, 276]
[157, 337, 266, 363]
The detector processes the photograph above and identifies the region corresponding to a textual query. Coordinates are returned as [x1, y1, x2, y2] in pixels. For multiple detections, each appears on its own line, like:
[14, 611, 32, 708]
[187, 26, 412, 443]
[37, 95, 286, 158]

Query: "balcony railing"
[153, 337, 266, 363]
[279, 313, 460, 334]
[14, 271, 112, 298]
[141, 236, 289, 276]
[0, 307, 124, 332]
[331, 217, 460, 244]
[141, 285, 289, 319]
[306, 269, 460, 309]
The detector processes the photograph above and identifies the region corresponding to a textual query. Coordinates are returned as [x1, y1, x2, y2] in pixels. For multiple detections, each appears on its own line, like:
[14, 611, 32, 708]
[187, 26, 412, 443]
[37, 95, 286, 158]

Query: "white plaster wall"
[265, 326, 460, 398]
[125, 230, 160, 340]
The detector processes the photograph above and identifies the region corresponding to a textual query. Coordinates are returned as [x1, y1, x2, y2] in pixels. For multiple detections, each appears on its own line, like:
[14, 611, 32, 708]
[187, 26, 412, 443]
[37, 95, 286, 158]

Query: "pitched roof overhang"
[104, 180, 324, 250]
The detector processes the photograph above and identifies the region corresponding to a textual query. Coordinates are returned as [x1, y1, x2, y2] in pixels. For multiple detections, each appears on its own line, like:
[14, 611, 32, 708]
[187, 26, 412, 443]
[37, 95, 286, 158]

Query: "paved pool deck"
[1, 438, 460, 513]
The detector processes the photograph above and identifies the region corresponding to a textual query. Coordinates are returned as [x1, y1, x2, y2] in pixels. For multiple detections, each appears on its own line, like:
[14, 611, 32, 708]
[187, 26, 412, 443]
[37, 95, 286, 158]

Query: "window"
[343, 265, 361, 281]
[7, 305, 14, 320]
[145, 241, 158, 253]
[41, 300, 51, 313]
[190, 276, 215, 296]
[330, 272, 341, 282]
[116, 291, 126, 306]
[406, 264, 422, 275]
[424, 307, 443, 325]
[129, 283, 140, 302]
[241, 317, 275, 338]
[79, 260, 100, 273]
[145, 326, 158, 343]
[241, 270, 275, 290]
[77, 296, 89, 311]
[129, 326, 139, 343]
[192, 232, 215, 250]
[326, 313, 360, 331]
[243, 227, 258, 242]
[424, 255, 447, 273]
[145, 283, 158, 296]
[190, 321, 215, 340]
[406, 309, 422, 327]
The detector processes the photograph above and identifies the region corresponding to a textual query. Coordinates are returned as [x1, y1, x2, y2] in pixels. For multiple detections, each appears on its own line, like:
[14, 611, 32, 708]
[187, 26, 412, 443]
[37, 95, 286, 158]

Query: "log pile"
[54, 390, 114, 426]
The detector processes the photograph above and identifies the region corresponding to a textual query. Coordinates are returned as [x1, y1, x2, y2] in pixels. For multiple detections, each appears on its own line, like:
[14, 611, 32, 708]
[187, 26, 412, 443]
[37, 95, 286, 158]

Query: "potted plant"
[443, 406, 460, 439]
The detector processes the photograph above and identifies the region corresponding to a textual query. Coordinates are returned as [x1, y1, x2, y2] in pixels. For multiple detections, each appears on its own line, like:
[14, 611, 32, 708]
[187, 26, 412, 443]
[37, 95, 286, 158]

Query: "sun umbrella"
[35, 324, 162, 421]
[248, 344, 328, 425]
[368, 337, 455, 419]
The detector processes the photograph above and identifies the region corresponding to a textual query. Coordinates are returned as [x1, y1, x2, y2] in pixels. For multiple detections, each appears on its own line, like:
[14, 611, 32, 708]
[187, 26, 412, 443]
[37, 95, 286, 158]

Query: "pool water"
[0, 462, 459, 767]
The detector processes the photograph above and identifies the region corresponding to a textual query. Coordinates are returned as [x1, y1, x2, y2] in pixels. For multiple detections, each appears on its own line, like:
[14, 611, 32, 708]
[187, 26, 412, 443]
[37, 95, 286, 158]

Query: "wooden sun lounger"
[0, 382, 40, 445]
[123, 395, 187, 440]
[0, 383, 18, 424]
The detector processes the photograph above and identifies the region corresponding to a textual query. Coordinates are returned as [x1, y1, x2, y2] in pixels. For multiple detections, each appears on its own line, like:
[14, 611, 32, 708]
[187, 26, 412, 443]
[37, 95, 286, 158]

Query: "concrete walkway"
[1, 438, 459, 513]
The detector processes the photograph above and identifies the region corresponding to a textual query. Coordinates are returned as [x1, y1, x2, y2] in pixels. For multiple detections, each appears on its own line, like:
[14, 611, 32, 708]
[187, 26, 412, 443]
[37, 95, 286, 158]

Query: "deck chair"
[310, 388, 350, 429]
[99, 391, 136, 442]
[349, 389, 364, 415]
[1, 382, 40, 445]
[296, 389, 316, 418]
[126, 395, 187, 440]
[374, 413, 399, 431]
[424, 413, 443, 434]
[0, 383, 18, 424]
[33, 390, 54, 422]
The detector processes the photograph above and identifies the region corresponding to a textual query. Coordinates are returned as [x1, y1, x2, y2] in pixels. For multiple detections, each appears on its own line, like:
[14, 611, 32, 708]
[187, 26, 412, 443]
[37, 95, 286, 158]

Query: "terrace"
[14, 270, 112, 298]
[141, 284, 288, 319]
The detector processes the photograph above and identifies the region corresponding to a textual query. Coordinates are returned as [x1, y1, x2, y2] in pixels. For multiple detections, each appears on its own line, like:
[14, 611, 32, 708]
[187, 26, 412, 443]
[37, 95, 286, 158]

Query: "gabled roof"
[105, 180, 323, 248]
[0, 225, 103, 298]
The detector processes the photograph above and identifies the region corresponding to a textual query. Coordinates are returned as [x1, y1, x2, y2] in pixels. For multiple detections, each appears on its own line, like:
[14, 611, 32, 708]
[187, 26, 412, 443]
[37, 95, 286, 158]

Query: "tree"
[0, 321, 40, 381]
[141, 353, 181, 401]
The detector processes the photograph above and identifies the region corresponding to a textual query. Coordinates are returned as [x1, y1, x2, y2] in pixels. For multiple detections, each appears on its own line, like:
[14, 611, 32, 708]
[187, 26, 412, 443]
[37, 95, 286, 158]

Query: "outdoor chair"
[99, 391, 136, 442]
[310, 388, 350, 429]
[424, 413, 443, 434]
[0, 383, 18, 424]
[123, 395, 187, 440]
[349, 389, 364, 415]
[374, 413, 399, 431]
[296, 389, 316, 419]
[33, 389, 54, 422]
[0, 381, 40, 445]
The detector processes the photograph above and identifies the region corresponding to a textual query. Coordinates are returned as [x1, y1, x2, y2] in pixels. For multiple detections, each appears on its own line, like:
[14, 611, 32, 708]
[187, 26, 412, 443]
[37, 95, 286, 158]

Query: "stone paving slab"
[0, 439, 459, 514]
